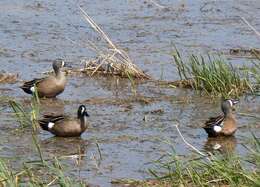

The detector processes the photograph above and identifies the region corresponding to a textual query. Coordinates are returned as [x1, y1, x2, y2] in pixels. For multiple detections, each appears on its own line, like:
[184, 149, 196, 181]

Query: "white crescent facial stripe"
[48, 122, 55, 129]
[227, 99, 233, 107]
[81, 107, 85, 114]
[213, 125, 222, 132]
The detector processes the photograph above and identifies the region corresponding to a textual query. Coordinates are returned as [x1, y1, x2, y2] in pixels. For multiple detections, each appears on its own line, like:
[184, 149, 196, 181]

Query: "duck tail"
[38, 120, 49, 131]
[38, 115, 64, 131]
[203, 127, 217, 137]
[20, 85, 33, 94]
[20, 78, 42, 94]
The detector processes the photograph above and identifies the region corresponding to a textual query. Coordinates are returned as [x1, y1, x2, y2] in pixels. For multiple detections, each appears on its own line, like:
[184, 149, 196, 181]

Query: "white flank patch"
[227, 99, 233, 107]
[213, 125, 222, 132]
[213, 143, 221, 150]
[48, 122, 55, 129]
[62, 60, 65, 67]
[30, 86, 35, 93]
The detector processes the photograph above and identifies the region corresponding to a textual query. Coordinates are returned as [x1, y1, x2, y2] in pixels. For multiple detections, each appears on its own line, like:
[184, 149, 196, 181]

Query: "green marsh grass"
[126, 72, 137, 95]
[148, 135, 260, 187]
[0, 156, 86, 186]
[5, 87, 87, 186]
[9, 100, 31, 128]
[249, 61, 260, 95]
[9, 85, 40, 130]
[172, 50, 254, 97]
[0, 122, 86, 186]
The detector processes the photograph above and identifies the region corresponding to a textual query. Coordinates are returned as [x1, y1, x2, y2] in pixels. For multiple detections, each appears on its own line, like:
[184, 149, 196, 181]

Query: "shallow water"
[0, 0, 259, 186]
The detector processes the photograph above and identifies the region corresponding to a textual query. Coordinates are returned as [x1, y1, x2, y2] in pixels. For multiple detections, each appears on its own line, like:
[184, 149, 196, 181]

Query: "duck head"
[221, 99, 239, 115]
[53, 59, 66, 74]
[77, 105, 89, 118]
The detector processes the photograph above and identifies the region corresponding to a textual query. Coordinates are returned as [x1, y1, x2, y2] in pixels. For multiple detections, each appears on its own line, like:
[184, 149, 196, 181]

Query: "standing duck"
[203, 99, 239, 137]
[20, 59, 67, 98]
[38, 105, 89, 137]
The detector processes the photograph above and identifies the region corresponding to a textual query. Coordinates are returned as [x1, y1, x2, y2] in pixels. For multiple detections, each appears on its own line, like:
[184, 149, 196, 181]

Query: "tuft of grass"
[9, 86, 40, 130]
[172, 49, 255, 97]
[149, 135, 260, 187]
[9, 100, 31, 128]
[0, 125, 86, 186]
[0, 157, 86, 186]
[126, 72, 137, 95]
[5, 90, 87, 186]
[248, 61, 260, 95]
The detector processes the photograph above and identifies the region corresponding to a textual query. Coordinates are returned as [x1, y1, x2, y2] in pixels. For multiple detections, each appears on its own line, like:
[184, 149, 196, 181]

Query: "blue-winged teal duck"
[20, 59, 67, 98]
[38, 105, 89, 137]
[203, 99, 239, 137]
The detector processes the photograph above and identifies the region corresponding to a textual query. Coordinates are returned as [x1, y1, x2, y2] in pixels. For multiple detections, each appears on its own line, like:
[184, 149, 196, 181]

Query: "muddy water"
[0, 0, 259, 186]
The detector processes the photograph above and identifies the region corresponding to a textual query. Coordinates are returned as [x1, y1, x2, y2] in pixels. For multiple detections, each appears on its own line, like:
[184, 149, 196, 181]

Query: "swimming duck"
[203, 99, 239, 137]
[20, 59, 67, 98]
[38, 105, 89, 137]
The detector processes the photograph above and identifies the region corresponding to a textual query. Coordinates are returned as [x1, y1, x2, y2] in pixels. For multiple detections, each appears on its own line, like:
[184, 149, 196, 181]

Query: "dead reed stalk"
[78, 6, 150, 79]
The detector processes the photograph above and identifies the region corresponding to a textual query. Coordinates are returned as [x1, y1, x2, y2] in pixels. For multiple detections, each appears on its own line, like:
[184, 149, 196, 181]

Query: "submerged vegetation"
[172, 49, 259, 97]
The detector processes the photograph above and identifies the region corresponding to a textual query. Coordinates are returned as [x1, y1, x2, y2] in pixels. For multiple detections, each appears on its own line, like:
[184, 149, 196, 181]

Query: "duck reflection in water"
[40, 137, 88, 166]
[204, 136, 237, 154]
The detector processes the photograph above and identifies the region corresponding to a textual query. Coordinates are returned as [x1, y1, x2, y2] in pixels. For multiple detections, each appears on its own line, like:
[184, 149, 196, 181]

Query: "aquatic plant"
[249, 60, 260, 95]
[0, 124, 86, 186]
[9, 100, 31, 128]
[9, 85, 40, 130]
[172, 49, 254, 97]
[0, 151, 85, 186]
[147, 133, 260, 187]
[126, 72, 137, 95]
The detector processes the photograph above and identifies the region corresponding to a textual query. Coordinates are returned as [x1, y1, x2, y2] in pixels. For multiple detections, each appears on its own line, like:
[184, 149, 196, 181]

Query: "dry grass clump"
[0, 71, 18, 84]
[77, 7, 150, 79]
